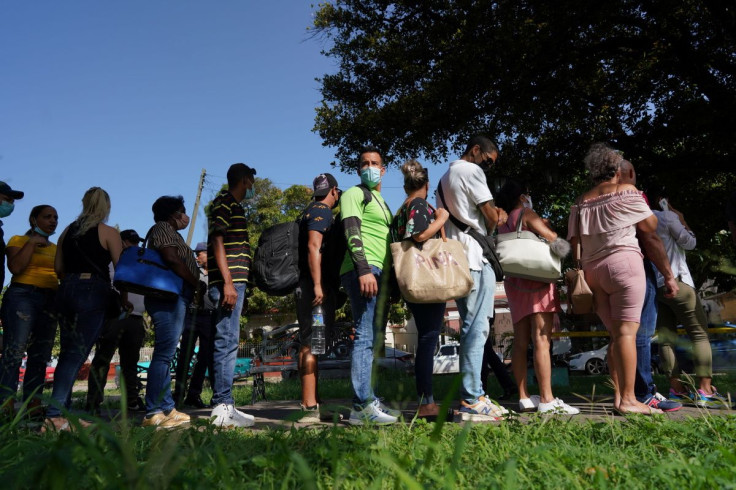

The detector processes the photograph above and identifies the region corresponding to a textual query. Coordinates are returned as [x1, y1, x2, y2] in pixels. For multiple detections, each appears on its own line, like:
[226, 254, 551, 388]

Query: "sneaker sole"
[457, 411, 502, 422]
[347, 416, 397, 426]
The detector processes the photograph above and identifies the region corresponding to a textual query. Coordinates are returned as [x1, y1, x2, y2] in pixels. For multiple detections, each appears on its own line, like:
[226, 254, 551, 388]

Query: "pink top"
[567, 190, 652, 266]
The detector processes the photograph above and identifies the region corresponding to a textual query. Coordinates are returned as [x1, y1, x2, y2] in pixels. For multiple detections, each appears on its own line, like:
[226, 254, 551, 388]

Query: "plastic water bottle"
[311, 305, 326, 355]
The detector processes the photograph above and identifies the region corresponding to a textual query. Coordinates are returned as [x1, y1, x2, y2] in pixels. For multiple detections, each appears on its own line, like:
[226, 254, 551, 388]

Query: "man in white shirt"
[649, 188, 728, 408]
[437, 134, 509, 420]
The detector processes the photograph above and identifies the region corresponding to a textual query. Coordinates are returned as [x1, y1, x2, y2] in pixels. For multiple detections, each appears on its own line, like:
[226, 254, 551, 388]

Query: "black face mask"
[479, 158, 495, 172]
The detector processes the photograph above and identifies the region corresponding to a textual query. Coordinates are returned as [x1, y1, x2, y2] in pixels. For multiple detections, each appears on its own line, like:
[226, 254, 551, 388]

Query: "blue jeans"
[635, 261, 657, 398]
[0, 284, 57, 404]
[47, 274, 109, 417]
[407, 301, 445, 405]
[209, 282, 247, 406]
[455, 263, 496, 403]
[144, 294, 188, 415]
[342, 266, 389, 406]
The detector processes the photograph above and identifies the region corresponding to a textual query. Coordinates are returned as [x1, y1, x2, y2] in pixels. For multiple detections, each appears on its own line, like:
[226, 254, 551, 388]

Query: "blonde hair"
[400, 159, 429, 192]
[73, 187, 111, 236]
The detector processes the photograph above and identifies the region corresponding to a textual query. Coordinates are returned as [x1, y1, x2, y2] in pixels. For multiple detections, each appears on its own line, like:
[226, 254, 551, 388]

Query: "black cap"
[313, 173, 339, 198]
[0, 181, 24, 200]
[120, 229, 143, 243]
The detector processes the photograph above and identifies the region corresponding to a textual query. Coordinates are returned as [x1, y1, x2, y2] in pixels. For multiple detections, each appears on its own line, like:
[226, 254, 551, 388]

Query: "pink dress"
[499, 208, 561, 324]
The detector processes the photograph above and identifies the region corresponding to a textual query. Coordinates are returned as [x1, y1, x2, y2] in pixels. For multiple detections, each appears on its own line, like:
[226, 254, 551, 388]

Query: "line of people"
[0, 135, 730, 430]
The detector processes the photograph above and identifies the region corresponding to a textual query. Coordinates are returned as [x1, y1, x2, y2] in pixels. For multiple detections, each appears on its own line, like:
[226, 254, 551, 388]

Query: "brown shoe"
[142, 409, 190, 429]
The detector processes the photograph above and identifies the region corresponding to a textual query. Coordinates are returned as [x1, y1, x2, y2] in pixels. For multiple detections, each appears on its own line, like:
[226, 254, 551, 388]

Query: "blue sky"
[1, 1, 412, 271]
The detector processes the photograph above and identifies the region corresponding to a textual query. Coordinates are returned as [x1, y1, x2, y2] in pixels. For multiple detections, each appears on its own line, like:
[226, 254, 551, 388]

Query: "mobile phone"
[658, 198, 669, 211]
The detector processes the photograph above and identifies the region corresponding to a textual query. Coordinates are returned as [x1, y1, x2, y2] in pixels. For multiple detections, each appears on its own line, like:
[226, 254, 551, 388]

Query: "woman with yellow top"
[0, 205, 59, 416]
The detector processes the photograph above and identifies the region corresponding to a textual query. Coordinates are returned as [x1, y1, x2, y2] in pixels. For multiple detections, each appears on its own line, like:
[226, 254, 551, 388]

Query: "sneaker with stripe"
[348, 399, 398, 425]
[696, 387, 732, 409]
[459, 396, 506, 421]
[640, 392, 682, 412]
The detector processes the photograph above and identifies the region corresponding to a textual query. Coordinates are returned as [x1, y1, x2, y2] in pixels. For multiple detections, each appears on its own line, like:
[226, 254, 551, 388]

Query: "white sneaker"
[376, 399, 402, 419]
[348, 399, 398, 425]
[519, 395, 541, 412]
[210, 403, 255, 428]
[538, 398, 580, 415]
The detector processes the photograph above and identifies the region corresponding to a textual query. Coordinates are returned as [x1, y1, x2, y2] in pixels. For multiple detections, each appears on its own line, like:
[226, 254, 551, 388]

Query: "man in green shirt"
[340, 146, 401, 425]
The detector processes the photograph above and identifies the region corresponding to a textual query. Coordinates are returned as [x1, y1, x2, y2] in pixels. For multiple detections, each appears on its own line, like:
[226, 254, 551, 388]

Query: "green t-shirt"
[339, 185, 393, 275]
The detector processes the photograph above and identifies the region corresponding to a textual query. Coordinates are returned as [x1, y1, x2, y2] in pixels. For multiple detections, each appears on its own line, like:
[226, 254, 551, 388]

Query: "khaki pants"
[656, 280, 712, 379]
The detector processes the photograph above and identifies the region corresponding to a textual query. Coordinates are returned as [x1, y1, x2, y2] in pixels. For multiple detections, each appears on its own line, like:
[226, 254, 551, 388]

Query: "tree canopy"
[312, 0, 736, 286]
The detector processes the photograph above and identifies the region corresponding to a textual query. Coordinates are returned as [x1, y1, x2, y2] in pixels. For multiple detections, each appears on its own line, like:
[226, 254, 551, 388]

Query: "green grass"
[3, 372, 736, 489]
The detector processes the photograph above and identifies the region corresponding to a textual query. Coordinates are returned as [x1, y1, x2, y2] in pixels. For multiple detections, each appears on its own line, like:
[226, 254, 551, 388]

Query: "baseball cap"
[194, 241, 207, 253]
[120, 229, 143, 243]
[0, 181, 24, 200]
[313, 173, 340, 198]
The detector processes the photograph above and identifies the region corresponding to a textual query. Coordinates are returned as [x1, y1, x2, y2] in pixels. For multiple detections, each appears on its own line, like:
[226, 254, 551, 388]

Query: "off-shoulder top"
[567, 190, 652, 266]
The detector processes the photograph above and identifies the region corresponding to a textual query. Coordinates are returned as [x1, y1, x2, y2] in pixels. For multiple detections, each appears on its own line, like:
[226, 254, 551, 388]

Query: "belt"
[8, 282, 57, 294]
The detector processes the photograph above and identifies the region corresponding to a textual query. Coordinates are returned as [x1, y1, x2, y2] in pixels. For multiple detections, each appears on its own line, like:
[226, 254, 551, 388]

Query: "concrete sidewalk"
[77, 395, 734, 429]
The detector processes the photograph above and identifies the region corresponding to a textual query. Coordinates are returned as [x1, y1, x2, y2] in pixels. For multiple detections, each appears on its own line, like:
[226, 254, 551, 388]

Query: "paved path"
[71, 395, 734, 430]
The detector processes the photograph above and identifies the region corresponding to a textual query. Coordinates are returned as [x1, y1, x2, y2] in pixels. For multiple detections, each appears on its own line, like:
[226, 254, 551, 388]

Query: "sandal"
[40, 416, 93, 433]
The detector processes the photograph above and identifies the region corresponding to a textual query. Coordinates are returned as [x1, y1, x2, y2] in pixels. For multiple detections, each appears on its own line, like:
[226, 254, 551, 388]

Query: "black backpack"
[252, 185, 373, 296]
[252, 220, 301, 296]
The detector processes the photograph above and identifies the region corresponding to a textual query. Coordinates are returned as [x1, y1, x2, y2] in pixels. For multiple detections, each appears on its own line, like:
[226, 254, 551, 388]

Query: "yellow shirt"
[7, 235, 59, 290]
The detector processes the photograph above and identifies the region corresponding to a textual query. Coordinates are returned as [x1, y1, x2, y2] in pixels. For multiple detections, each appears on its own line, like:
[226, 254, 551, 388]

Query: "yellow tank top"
[7, 235, 59, 290]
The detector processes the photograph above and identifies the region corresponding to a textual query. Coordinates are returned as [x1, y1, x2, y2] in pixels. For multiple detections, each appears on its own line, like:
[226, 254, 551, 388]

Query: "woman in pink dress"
[496, 180, 578, 414]
[568, 143, 678, 415]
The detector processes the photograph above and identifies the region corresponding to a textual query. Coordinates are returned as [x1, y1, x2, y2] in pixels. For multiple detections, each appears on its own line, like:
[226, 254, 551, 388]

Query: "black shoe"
[127, 397, 147, 412]
[183, 395, 207, 409]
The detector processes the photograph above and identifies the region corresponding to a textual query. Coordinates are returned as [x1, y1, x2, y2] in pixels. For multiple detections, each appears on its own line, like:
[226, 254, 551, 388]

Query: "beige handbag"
[390, 227, 473, 304]
[565, 201, 594, 314]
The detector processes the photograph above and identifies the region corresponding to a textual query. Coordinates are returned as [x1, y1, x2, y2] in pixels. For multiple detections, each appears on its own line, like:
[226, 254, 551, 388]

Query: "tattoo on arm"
[343, 216, 371, 276]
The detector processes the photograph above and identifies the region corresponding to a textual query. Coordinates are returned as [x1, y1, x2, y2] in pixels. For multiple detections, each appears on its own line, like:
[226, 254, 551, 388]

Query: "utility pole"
[186, 168, 206, 246]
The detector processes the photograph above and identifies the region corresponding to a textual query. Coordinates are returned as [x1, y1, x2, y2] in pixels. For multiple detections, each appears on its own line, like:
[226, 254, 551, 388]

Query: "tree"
[313, 0, 736, 288]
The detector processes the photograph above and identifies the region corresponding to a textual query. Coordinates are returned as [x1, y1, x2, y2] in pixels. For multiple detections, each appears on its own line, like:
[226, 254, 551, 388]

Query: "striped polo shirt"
[207, 189, 251, 284]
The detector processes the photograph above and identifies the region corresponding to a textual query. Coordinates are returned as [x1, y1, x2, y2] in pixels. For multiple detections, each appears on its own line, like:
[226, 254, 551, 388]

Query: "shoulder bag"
[390, 222, 473, 303]
[564, 201, 594, 314]
[495, 208, 561, 282]
[437, 182, 504, 281]
[113, 227, 184, 301]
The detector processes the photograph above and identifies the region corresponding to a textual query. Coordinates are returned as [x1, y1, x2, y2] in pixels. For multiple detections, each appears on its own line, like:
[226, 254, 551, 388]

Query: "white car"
[433, 342, 460, 374]
[567, 344, 609, 375]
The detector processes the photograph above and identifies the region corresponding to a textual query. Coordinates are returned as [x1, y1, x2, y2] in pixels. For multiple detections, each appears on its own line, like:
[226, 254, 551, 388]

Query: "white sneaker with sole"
[519, 395, 541, 412]
[210, 403, 255, 428]
[348, 399, 398, 425]
[538, 398, 580, 415]
[376, 399, 402, 419]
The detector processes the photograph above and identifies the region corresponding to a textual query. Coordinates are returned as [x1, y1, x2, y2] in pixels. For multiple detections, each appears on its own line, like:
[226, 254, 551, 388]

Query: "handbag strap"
[512, 208, 526, 237]
[574, 198, 584, 269]
[437, 182, 472, 233]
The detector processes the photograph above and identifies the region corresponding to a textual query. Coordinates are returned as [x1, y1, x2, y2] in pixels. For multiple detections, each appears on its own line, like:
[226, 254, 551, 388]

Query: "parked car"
[567, 344, 608, 375]
[377, 347, 414, 372]
[18, 356, 56, 386]
[433, 342, 460, 374]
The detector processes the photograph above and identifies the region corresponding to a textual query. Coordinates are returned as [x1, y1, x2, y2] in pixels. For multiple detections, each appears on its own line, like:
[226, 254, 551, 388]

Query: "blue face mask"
[244, 188, 255, 200]
[0, 201, 14, 218]
[360, 167, 382, 189]
[34, 226, 55, 237]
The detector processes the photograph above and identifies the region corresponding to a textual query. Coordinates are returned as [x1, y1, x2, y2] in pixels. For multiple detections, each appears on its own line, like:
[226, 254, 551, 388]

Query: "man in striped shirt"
[207, 163, 257, 428]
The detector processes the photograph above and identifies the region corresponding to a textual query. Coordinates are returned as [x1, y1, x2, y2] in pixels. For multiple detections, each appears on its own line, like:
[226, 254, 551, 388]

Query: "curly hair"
[400, 159, 429, 192]
[584, 142, 625, 184]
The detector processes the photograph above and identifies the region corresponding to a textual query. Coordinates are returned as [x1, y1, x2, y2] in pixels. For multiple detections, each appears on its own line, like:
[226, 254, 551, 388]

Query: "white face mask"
[522, 195, 533, 210]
